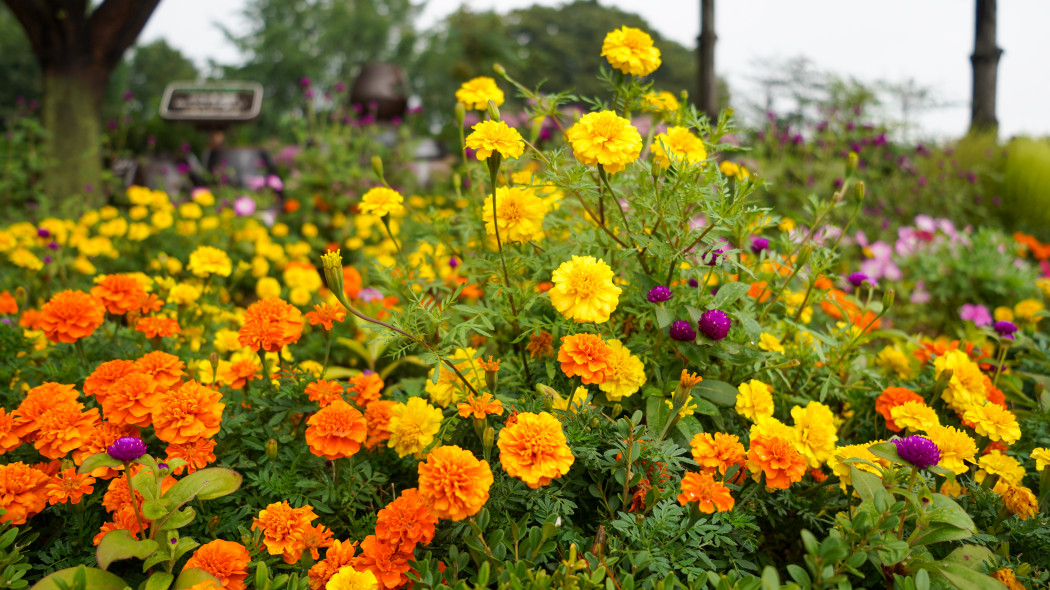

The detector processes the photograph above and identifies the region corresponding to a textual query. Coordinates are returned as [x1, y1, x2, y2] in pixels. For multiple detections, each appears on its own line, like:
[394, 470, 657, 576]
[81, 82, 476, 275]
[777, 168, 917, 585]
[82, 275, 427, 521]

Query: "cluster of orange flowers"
[303, 372, 395, 458]
[678, 432, 744, 513]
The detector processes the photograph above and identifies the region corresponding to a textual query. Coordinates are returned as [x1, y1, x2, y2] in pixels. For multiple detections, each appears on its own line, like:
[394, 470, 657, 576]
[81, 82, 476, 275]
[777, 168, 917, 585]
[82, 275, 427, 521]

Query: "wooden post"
[970, 0, 1002, 133]
[697, 0, 717, 121]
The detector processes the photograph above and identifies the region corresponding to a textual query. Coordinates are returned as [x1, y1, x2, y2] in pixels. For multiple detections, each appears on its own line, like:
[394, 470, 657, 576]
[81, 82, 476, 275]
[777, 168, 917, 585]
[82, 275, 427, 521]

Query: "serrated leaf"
[163, 468, 242, 506]
[96, 531, 158, 570]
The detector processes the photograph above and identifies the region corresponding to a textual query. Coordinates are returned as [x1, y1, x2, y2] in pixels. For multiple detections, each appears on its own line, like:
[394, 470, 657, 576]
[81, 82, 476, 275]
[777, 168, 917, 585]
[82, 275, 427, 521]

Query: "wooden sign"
[160, 81, 263, 123]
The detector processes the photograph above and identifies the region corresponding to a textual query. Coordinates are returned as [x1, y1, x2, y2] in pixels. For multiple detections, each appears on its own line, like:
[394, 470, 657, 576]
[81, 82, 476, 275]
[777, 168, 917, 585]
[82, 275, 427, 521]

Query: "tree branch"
[89, 0, 162, 69]
[2, 0, 48, 57]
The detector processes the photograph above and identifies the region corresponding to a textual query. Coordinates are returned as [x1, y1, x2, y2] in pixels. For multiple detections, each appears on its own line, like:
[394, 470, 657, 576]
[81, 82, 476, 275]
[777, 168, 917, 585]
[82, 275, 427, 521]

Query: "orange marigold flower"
[184, 539, 251, 590]
[100, 372, 160, 428]
[19, 308, 42, 329]
[689, 432, 746, 477]
[151, 380, 225, 444]
[239, 297, 303, 353]
[165, 438, 217, 475]
[846, 309, 882, 334]
[417, 445, 493, 521]
[0, 291, 17, 315]
[84, 359, 138, 400]
[33, 404, 100, 459]
[748, 281, 771, 303]
[46, 467, 96, 505]
[306, 379, 345, 406]
[353, 535, 411, 590]
[91, 274, 146, 315]
[557, 334, 611, 384]
[305, 303, 346, 331]
[819, 289, 858, 321]
[305, 400, 367, 460]
[32, 460, 61, 477]
[0, 462, 50, 524]
[363, 400, 396, 450]
[220, 359, 262, 390]
[526, 330, 554, 358]
[308, 539, 358, 590]
[875, 387, 925, 432]
[347, 373, 384, 408]
[747, 435, 807, 490]
[291, 522, 334, 563]
[138, 293, 164, 314]
[677, 471, 735, 513]
[497, 411, 574, 488]
[375, 488, 437, 552]
[252, 501, 318, 562]
[135, 316, 181, 338]
[134, 350, 186, 390]
[13, 382, 80, 439]
[457, 392, 504, 420]
[0, 409, 21, 455]
[37, 290, 106, 343]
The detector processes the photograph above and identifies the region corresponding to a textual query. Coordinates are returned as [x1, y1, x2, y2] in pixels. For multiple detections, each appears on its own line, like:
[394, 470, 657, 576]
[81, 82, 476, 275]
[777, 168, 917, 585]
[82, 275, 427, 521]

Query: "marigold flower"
[425, 348, 483, 408]
[165, 438, 217, 475]
[0, 462, 49, 524]
[465, 120, 525, 160]
[0, 291, 18, 315]
[347, 373, 384, 408]
[992, 568, 1026, 590]
[184, 539, 251, 590]
[307, 539, 358, 590]
[388, 397, 443, 457]
[100, 372, 160, 428]
[677, 471, 734, 513]
[550, 256, 622, 324]
[239, 297, 304, 353]
[293, 522, 335, 562]
[134, 350, 186, 389]
[252, 501, 318, 562]
[353, 535, 410, 589]
[220, 359, 262, 390]
[306, 303, 347, 331]
[455, 76, 504, 110]
[151, 380, 225, 444]
[305, 400, 367, 460]
[457, 392, 504, 420]
[558, 334, 611, 384]
[598, 340, 645, 401]
[565, 111, 642, 174]
[889, 401, 940, 432]
[91, 274, 146, 315]
[978, 451, 1025, 486]
[307, 379, 346, 406]
[934, 349, 986, 413]
[791, 402, 838, 469]
[747, 435, 807, 490]
[417, 445, 492, 521]
[641, 90, 679, 113]
[924, 425, 977, 475]
[526, 330, 554, 358]
[827, 443, 884, 491]
[0, 409, 20, 455]
[735, 380, 774, 422]
[601, 26, 661, 76]
[482, 185, 547, 242]
[498, 411, 574, 488]
[187, 246, 233, 278]
[652, 126, 707, 168]
[375, 487, 437, 552]
[359, 187, 405, 217]
[135, 316, 181, 339]
[1032, 447, 1050, 471]
[689, 432, 746, 477]
[37, 290, 106, 343]
[45, 467, 95, 505]
[84, 359, 137, 400]
[876, 345, 915, 379]
[997, 482, 1039, 520]
[874, 387, 924, 432]
[33, 404, 100, 459]
[13, 382, 81, 439]
[327, 566, 379, 590]
[962, 402, 1021, 445]
[363, 400, 396, 450]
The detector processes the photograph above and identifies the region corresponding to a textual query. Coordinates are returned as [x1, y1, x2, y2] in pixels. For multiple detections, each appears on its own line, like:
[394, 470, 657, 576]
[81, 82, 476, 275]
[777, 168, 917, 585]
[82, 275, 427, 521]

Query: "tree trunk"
[970, 0, 1002, 133]
[42, 66, 106, 208]
[697, 0, 717, 121]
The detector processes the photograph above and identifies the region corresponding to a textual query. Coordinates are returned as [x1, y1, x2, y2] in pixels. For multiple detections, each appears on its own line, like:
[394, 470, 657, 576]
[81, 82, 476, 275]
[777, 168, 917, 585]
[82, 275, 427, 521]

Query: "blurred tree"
[2, 0, 161, 207]
[223, 0, 420, 139]
[0, 6, 40, 120]
[970, 0, 1001, 133]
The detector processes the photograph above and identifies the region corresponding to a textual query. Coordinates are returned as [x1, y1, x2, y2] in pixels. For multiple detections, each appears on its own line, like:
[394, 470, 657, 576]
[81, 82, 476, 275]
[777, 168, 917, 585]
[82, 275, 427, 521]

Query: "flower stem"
[321, 330, 333, 379]
[124, 465, 148, 541]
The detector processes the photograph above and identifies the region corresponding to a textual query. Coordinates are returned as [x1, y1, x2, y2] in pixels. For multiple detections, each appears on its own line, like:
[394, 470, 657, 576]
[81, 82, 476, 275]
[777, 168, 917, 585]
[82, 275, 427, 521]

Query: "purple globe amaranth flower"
[994, 320, 1018, 338]
[669, 321, 696, 342]
[647, 286, 673, 303]
[107, 436, 147, 462]
[847, 272, 872, 288]
[688, 278, 700, 288]
[698, 310, 732, 341]
[36, 228, 51, 239]
[892, 436, 940, 470]
[750, 236, 770, 255]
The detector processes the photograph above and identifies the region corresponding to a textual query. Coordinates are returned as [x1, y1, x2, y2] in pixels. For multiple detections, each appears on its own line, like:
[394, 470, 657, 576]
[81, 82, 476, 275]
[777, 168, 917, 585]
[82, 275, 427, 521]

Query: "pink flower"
[960, 304, 992, 327]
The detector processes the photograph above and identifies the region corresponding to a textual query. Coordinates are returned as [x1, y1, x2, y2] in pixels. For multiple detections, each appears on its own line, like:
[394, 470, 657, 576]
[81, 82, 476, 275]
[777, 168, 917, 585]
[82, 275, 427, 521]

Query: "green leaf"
[760, 566, 781, 590]
[140, 499, 169, 521]
[77, 453, 123, 475]
[910, 523, 972, 546]
[96, 530, 158, 571]
[711, 281, 750, 309]
[144, 572, 173, 590]
[733, 311, 761, 343]
[868, 442, 907, 466]
[171, 537, 200, 562]
[163, 468, 242, 506]
[31, 566, 130, 590]
[849, 466, 884, 502]
[944, 545, 997, 569]
[694, 380, 738, 407]
[173, 569, 220, 590]
[927, 494, 977, 532]
[929, 563, 1008, 590]
[156, 507, 196, 531]
[654, 306, 673, 329]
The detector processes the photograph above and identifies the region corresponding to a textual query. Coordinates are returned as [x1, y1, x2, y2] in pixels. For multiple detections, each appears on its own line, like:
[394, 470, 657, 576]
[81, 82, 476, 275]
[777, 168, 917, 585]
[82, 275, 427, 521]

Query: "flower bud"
[882, 288, 895, 311]
[486, 99, 501, 122]
[529, 116, 545, 145]
[455, 102, 466, 128]
[371, 156, 385, 185]
[482, 426, 495, 452]
[208, 516, 220, 535]
[847, 152, 859, 172]
[492, 63, 507, 78]
[854, 180, 866, 201]
[265, 438, 279, 461]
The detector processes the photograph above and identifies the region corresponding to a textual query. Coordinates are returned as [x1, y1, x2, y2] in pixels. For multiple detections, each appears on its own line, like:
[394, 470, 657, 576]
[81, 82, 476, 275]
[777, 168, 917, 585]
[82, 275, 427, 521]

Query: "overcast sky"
[139, 0, 1050, 139]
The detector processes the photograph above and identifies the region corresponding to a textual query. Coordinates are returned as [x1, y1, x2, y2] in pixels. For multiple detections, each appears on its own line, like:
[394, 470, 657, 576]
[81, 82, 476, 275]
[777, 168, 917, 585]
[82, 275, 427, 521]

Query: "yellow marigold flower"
[465, 120, 525, 160]
[565, 111, 642, 174]
[168, 283, 201, 306]
[827, 443, 884, 492]
[550, 387, 587, 414]
[455, 76, 504, 110]
[963, 402, 1021, 445]
[925, 425, 977, 475]
[719, 161, 750, 179]
[597, 340, 645, 401]
[425, 348, 483, 408]
[326, 566, 378, 590]
[1037, 277, 1050, 299]
[359, 187, 404, 217]
[749, 415, 794, 442]
[933, 350, 986, 414]
[791, 402, 838, 469]
[482, 186, 548, 243]
[651, 126, 707, 168]
[1014, 298, 1043, 324]
[876, 345, 915, 379]
[978, 451, 1025, 486]
[994, 306, 1014, 322]
[665, 397, 698, 419]
[256, 277, 282, 300]
[387, 397, 443, 458]
[187, 246, 232, 278]
[994, 482, 1038, 521]
[497, 411, 574, 488]
[1032, 447, 1050, 471]
[889, 401, 940, 432]
[179, 202, 203, 219]
[641, 91, 679, 113]
[758, 333, 784, 354]
[735, 380, 774, 422]
[992, 568, 1026, 590]
[601, 26, 661, 77]
[9, 248, 43, 271]
[549, 255, 622, 323]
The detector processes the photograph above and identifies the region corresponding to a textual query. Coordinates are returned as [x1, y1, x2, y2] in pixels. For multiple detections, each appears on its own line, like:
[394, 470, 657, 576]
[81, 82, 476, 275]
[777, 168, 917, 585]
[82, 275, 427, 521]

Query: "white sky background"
[139, 0, 1050, 140]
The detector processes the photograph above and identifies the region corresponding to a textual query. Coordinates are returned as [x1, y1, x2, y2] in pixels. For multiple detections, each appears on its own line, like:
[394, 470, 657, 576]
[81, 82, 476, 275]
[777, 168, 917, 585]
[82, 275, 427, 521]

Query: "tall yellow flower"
[482, 186, 548, 243]
[359, 188, 404, 217]
[790, 402, 838, 469]
[597, 340, 645, 401]
[465, 121, 524, 160]
[565, 111, 642, 174]
[963, 402, 1021, 444]
[387, 397, 443, 458]
[455, 77, 504, 110]
[549, 256, 622, 323]
[651, 126, 707, 168]
[735, 380, 774, 422]
[601, 26, 661, 77]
